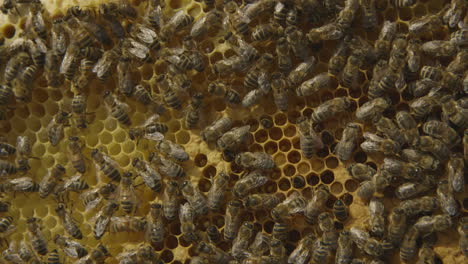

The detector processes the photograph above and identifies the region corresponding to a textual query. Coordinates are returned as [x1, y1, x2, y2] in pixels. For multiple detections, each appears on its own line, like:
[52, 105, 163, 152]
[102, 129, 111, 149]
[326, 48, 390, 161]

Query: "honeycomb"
[0, 0, 466, 263]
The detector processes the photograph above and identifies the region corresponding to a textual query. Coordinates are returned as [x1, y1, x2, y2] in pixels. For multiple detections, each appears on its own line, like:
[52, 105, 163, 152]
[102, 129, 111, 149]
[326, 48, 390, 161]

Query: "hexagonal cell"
[255, 129, 268, 143]
[320, 170, 335, 184]
[273, 153, 287, 167]
[325, 157, 339, 169]
[264, 141, 278, 155]
[278, 178, 291, 192]
[283, 125, 296, 137]
[283, 164, 296, 177]
[330, 182, 344, 195]
[202, 165, 217, 178]
[269, 127, 283, 141]
[2, 24, 15, 38]
[194, 153, 207, 167]
[292, 175, 306, 189]
[287, 150, 301, 164]
[307, 173, 320, 186]
[176, 130, 191, 144]
[198, 178, 211, 192]
[353, 151, 368, 163]
[274, 113, 287, 126]
[345, 179, 359, 193]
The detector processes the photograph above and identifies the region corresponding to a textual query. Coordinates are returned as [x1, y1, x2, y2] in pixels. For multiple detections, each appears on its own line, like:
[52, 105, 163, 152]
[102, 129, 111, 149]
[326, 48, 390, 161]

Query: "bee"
[207, 81, 240, 105]
[0, 216, 14, 237]
[26, 217, 47, 255]
[156, 75, 182, 110]
[46, 249, 60, 264]
[0, 141, 15, 157]
[109, 216, 147, 233]
[0, 200, 9, 213]
[307, 22, 344, 44]
[304, 184, 329, 224]
[419, 66, 443, 82]
[374, 21, 397, 59]
[399, 226, 419, 262]
[235, 152, 275, 170]
[132, 157, 162, 193]
[287, 233, 315, 264]
[443, 0, 465, 28]
[197, 242, 233, 263]
[447, 154, 464, 193]
[160, 10, 194, 41]
[447, 50, 468, 75]
[129, 23, 161, 52]
[398, 196, 439, 217]
[333, 199, 348, 222]
[409, 14, 443, 35]
[419, 136, 450, 161]
[184, 92, 203, 129]
[360, 0, 378, 29]
[223, 1, 250, 35]
[149, 153, 186, 178]
[271, 191, 306, 222]
[341, 54, 363, 90]
[336, 231, 353, 264]
[162, 181, 180, 221]
[233, 170, 268, 198]
[207, 171, 230, 211]
[395, 179, 434, 200]
[54, 234, 87, 259]
[442, 99, 468, 129]
[4, 52, 30, 83]
[0, 176, 39, 193]
[146, 203, 164, 244]
[361, 132, 400, 156]
[133, 84, 165, 114]
[287, 56, 317, 87]
[77, 244, 110, 264]
[333, 122, 361, 161]
[311, 97, 352, 123]
[224, 199, 243, 241]
[295, 117, 323, 159]
[46, 107, 70, 146]
[116, 59, 134, 97]
[268, 238, 287, 263]
[190, 9, 223, 38]
[310, 238, 332, 264]
[216, 125, 251, 151]
[414, 214, 452, 234]
[410, 78, 441, 98]
[381, 157, 422, 182]
[394, 111, 419, 146]
[383, 208, 407, 249]
[450, 28, 468, 46]
[128, 115, 167, 142]
[39, 164, 65, 198]
[284, 26, 309, 60]
[181, 180, 208, 216]
[271, 73, 289, 112]
[422, 40, 458, 58]
[60, 44, 80, 81]
[350, 227, 384, 257]
[465, 130, 468, 163]
[422, 120, 460, 146]
[206, 225, 222, 245]
[357, 173, 389, 199]
[118, 172, 138, 215]
[14, 135, 33, 172]
[44, 51, 64, 88]
[92, 44, 121, 82]
[65, 136, 86, 173]
[80, 183, 117, 211]
[276, 37, 292, 73]
[155, 139, 189, 162]
[356, 97, 390, 123]
[0, 83, 14, 106]
[296, 73, 332, 97]
[29, 3, 46, 39]
[180, 203, 198, 243]
[61, 174, 89, 193]
[347, 163, 376, 181]
[71, 92, 90, 129]
[243, 193, 282, 211]
[366, 197, 385, 238]
[459, 217, 468, 257]
[103, 90, 131, 126]
[436, 180, 459, 217]
[91, 148, 121, 182]
[401, 149, 439, 172]
[55, 203, 82, 239]
[94, 201, 119, 239]
[122, 37, 153, 63]
[200, 114, 232, 142]
[231, 221, 254, 260]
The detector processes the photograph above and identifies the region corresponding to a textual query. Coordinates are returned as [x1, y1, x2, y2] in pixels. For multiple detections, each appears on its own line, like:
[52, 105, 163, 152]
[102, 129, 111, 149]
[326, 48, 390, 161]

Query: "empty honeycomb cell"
[310, 157, 324, 172]
[307, 173, 320, 186]
[202, 165, 216, 178]
[463, 198, 468, 211]
[169, 120, 181, 133]
[349, 88, 362, 99]
[325, 157, 339, 169]
[104, 118, 118, 132]
[122, 140, 136, 154]
[140, 64, 154, 81]
[44, 215, 57, 229]
[292, 175, 306, 189]
[353, 151, 367, 163]
[49, 89, 63, 102]
[85, 133, 99, 148]
[166, 235, 179, 250]
[334, 88, 348, 97]
[283, 164, 296, 177]
[99, 131, 113, 145]
[330, 182, 344, 195]
[194, 153, 207, 167]
[161, 249, 174, 263]
[32, 88, 49, 103]
[325, 196, 337, 209]
[2, 23, 15, 38]
[279, 139, 292, 152]
[321, 131, 335, 145]
[33, 143, 46, 157]
[212, 98, 226, 112]
[176, 130, 190, 144]
[398, 7, 414, 21]
[301, 187, 313, 199]
[11, 118, 26, 133]
[297, 162, 310, 175]
[274, 113, 287, 126]
[114, 130, 127, 143]
[287, 150, 301, 164]
[287, 110, 301, 124]
[116, 154, 130, 167]
[383, 186, 396, 198]
[188, 3, 201, 17]
[263, 181, 278, 193]
[341, 193, 354, 206]
[264, 141, 278, 155]
[283, 125, 296, 137]
[320, 170, 335, 184]
[108, 143, 122, 156]
[316, 147, 329, 158]
[384, 7, 398, 21]
[345, 179, 359, 192]
[263, 221, 274, 233]
[302, 107, 313, 117]
[255, 129, 268, 143]
[269, 127, 283, 141]
[271, 168, 282, 180]
[170, 222, 182, 235]
[231, 162, 243, 173]
[30, 102, 46, 118]
[249, 143, 263, 152]
[209, 51, 223, 64]
[413, 3, 427, 17]
[273, 152, 286, 166]
[201, 40, 215, 54]
[320, 91, 334, 102]
[427, 0, 444, 12]
[246, 118, 259, 132]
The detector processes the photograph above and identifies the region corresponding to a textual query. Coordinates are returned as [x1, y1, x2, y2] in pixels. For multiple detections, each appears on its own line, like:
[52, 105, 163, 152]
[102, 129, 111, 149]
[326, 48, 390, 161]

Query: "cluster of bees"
[0, 0, 467, 263]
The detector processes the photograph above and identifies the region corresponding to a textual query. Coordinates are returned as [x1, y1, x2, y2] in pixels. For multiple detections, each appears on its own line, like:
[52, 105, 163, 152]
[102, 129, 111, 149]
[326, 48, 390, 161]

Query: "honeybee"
[149, 153, 186, 179]
[336, 231, 353, 264]
[243, 193, 282, 211]
[271, 191, 306, 222]
[181, 180, 208, 216]
[132, 157, 161, 193]
[92, 43, 121, 81]
[160, 10, 194, 41]
[71, 93, 90, 129]
[122, 37, 152, 63]
[235, 152, 275, 170]
[361, 132, 400, 156]
[116, 59, 134, 97]
[56, 203, 82, 239]
[400, 226, 419, 262]
[155, 74, 183, 110]
[0, 83, 14, 106]
[409, 14, 443, 35]
[39, 164, 65, 198]
[80, 183, 117, 211]
[287, 56, 317, 87]
[395, 178, 434, 200]
[366, 197, 385, 238]
[419, 136, 450, 161]
[271, 73, 289, 112]
[347, 163, 375, 181]
[201, 117, 233, 143]
[447, 50, 468, 75]
[60, 44, 80, 81]
[146, 203, 164, 244]
[0, 200, 9, 213]
[357, 173, 389, 199]
[46, 107, 70, 146]
[46, 249, 61, 264]
[398, 196, 439, 217]
[414, 214, 452, 235]
[26, 217, 47, 256]
[185, 92, 203, 129]
[91, 148, 121, 182]
[190, 9, 223, 38]
[109, 216, 147, 233]
[65, 136, 86, 173]
[276, 37, 292, 73]
[311, 97, 352, 123]
[0, 176, 39, 193]
[422, 40, 458, 58]
[382, 207, 407, 249]
[436, 179, 459, 217]
[356, 97, 390, 123]
[304, 184, 329, 224]
[44, 51, 64, 88]
[155, 139, 189, 162]
[284, 26, 309, 60]
[419, 65, 443, 82]
[54, 234, 87, 259]
[77, 243, 110, 264]
[224, 199, 243, 241]
[94, 201, 119, 239]
[217, 125, 251, 151]
[422, 120, 460, 146]
[207, 171, 229, 211]
[450, 28, 468, 46]
[162, 181, 180, 221]
[233, 170, 268, 198]
[381, 157, 422, 182]
[333, 199, 348, 222]
[447, 154, 464, 193]
[442, 99, 468, 129]
[0, 215, 14, 237]
[268, 238, 287, 263]
[118, 172, 138, 215]
[350, 227, 384, 257]
[374, 21, 397, 59]
[230, 221, 254, 260]
[307, 22, 344, 44]
[341, 53, 364, 90]
[459, 217, 468, 257]
[223, 1, 250, 35]
[0, 141, 15, 157]
[129, 23, 161, 52]
[410, 78, 441, 98]
[197, 241, 233, 263]
[4, 52, 30, 83]
[296, 73, 332, 97]
[287, 232, 314, 264]
[180, 203, 198, 243]
[103, 90, 132, 126]
[128, 115, 167, 142]
[401, 149, 439, 172]
[333, 122, 360, 161]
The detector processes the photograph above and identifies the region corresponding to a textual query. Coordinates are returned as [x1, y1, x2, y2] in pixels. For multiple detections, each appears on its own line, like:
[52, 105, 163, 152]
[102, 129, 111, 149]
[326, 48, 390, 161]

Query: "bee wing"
[60, 47, 77, 74]
[142, 114, 161, 127]
[144, 131, 165, 141]
[80, 189, 102, 212]
[190, 15, 207, 38]
[168, 10, 186, 26]
[63, 174, 81, 190]
[128, 39, 150, 59]
[148, 5, 163, 29]
[135, 25, 157, 44]
[92, 55, 110, 76]
[10, 177, 35, 191]
[63, 242, 82, 258]
[167, 140, 189, 160]
[363, 132, 384, 143]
